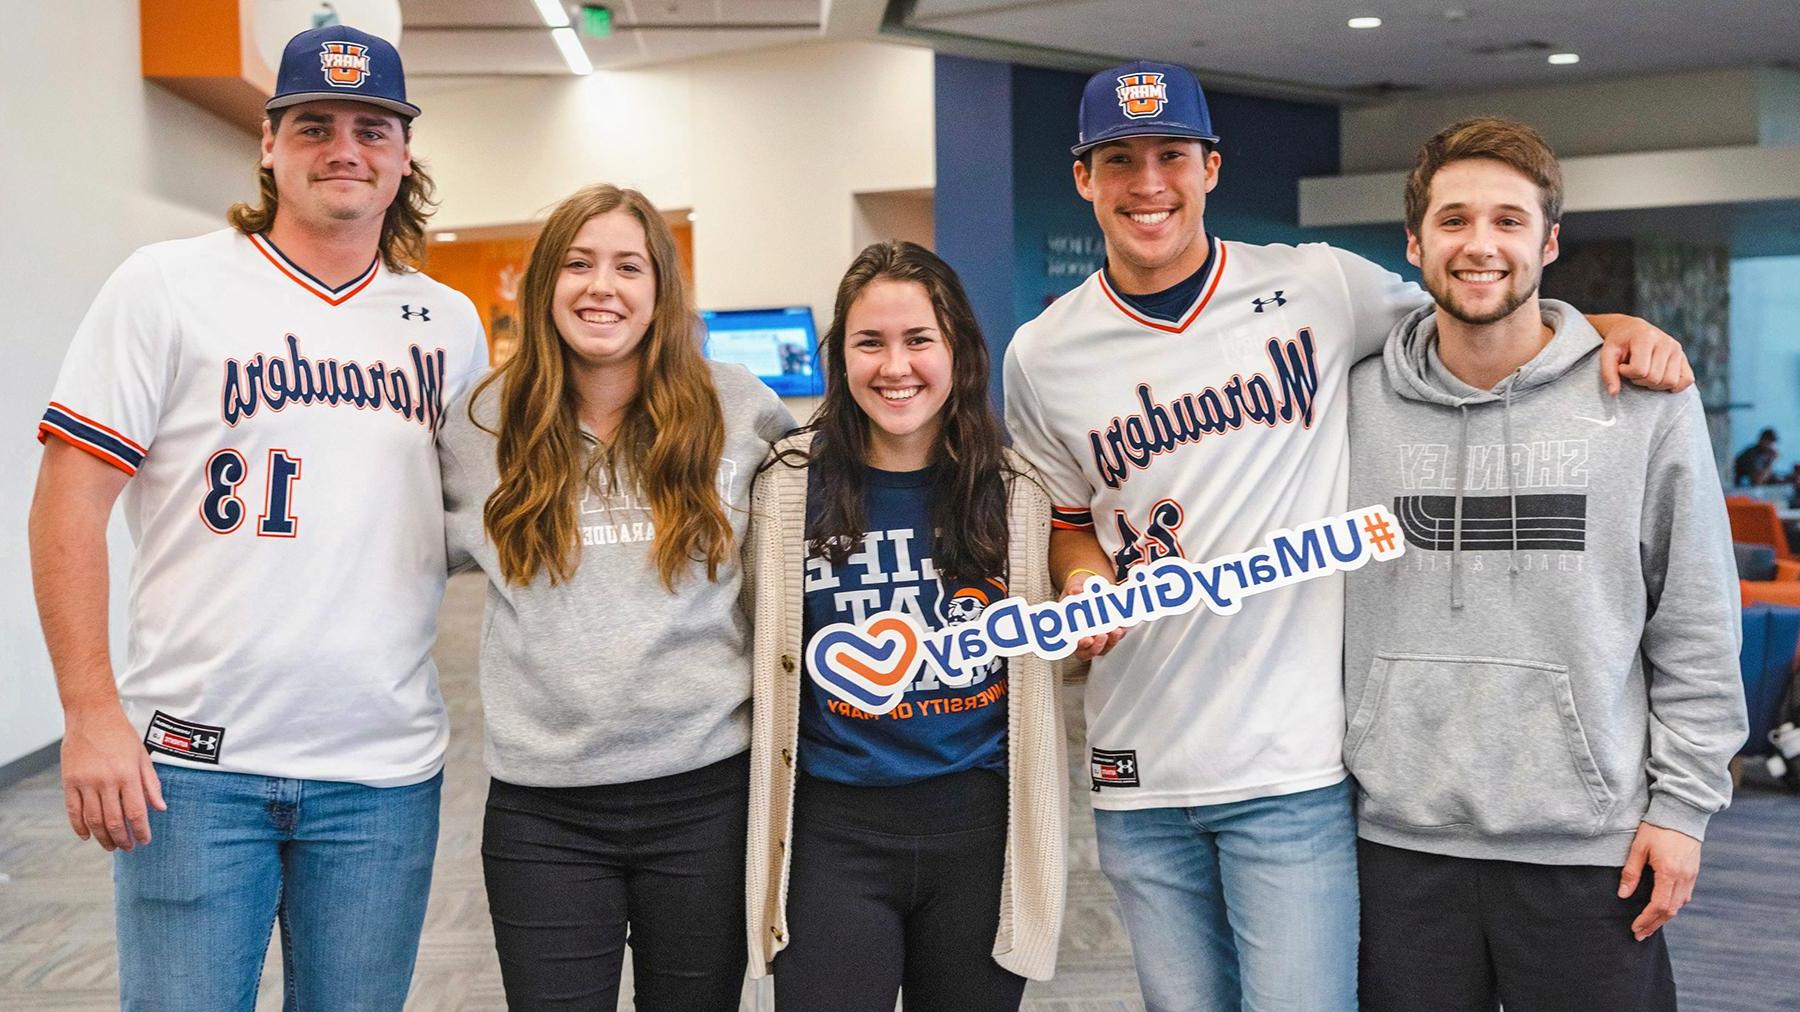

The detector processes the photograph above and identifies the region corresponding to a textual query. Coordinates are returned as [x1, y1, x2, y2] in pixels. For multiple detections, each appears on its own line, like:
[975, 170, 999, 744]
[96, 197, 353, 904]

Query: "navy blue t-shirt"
[798, 465, 1009, 785]
[1105, 235, 1217, 322]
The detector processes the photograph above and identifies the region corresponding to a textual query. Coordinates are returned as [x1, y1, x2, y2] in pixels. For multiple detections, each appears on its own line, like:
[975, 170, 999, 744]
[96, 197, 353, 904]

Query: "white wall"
[415, 40, 936, 328]
[2, 3, 256, 768]
[1730, 257, 1800, 477]
[1339, 68, 1777, 172]
[1302, 143, 1800, 227]
[852, 189, 936, 253]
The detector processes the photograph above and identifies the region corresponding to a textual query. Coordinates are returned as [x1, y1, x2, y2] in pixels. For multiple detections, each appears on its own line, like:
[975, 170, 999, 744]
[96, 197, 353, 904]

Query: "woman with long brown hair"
[439, 184, 792, 1009]
[744, 241, 1068, 1009]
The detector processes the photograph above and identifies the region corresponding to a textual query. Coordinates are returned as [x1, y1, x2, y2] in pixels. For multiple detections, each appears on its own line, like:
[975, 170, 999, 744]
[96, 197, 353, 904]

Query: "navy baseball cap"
[267, 25, 420, 120]
[1072, 60, 1217, 156]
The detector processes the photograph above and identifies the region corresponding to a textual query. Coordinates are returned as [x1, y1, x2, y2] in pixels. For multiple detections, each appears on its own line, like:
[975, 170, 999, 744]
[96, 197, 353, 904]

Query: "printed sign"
[806, 506, 1406, 714]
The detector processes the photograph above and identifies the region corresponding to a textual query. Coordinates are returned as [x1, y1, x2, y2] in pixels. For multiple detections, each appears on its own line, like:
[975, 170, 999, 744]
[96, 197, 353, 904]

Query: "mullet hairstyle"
[473, 184, 729, 590]
[1404, 116, 1564, 241]
[227, 108, 438, 273]
[785, 240, 1013, 584]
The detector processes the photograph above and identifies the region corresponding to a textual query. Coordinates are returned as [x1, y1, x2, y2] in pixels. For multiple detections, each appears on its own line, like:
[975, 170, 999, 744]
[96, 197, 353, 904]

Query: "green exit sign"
[581, 5, 613, 37]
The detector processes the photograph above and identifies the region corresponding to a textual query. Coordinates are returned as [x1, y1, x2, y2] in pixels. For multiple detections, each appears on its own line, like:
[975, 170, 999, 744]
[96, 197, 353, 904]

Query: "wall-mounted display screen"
[701, 306, 824, 397]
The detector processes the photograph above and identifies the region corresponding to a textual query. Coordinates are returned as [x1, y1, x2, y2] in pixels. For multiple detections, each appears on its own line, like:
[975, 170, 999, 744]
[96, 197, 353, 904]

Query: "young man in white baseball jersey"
[1347, 117, 1744, 1012]
[1002, 62, 1690, 1009]
[28, 26, 487, 1008]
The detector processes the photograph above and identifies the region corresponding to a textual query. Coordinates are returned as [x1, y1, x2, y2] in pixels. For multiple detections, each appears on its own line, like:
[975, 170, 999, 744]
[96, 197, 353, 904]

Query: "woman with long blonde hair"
[439, 184, 792, 1009]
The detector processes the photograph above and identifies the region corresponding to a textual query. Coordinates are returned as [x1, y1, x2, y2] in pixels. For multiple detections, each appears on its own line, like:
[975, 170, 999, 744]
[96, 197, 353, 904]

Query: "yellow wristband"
[1068, 567, 1107, 586]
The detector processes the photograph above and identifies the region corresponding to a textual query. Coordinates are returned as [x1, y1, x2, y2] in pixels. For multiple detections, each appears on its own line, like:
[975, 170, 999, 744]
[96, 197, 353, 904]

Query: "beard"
[1423, 265, 1541, 327]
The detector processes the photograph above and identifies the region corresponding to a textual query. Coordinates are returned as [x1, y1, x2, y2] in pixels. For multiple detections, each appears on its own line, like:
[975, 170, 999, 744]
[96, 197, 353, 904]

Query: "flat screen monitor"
[701, 306, 824, 397]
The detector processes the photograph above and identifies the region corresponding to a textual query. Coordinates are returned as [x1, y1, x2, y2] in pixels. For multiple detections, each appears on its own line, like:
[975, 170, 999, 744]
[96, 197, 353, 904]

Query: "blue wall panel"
[1008, 64, 1101, 332]
[933, 55, 1017, 408]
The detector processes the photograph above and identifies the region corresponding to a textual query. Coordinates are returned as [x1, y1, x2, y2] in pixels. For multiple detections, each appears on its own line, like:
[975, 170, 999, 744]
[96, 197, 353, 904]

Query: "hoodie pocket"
[1345, 652, 1616, 837]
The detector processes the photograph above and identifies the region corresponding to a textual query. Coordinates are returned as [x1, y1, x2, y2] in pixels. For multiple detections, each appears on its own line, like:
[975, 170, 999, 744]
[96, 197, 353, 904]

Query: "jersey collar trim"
[248, 232, 381, 306]
[1096, 237, 1227, 334]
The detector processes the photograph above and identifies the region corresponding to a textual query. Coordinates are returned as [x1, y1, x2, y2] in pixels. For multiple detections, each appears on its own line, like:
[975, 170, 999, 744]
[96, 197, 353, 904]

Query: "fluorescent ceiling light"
[532, 0, 571, 28]
[1347, 16, 1382, 29]
[552, 27, 594, 75]
[1548, 52, 1580, 65]
[436, 232, 459, 242]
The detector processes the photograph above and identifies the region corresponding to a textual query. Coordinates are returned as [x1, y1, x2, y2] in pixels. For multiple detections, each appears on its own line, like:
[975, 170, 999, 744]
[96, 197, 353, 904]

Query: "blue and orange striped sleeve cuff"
[1051, 504, 1094, 531]
[37, 402, 146, 475]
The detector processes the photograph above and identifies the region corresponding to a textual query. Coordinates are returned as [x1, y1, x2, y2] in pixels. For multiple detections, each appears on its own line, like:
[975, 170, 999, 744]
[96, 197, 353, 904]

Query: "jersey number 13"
[201, 448, 302, 537]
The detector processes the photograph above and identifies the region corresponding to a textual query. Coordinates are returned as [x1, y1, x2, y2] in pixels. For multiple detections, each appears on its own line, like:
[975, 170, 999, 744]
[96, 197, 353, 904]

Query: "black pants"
[773, 769, 1028, 1012]
[1359, 839, 1677, 1012]
[481, 751, 749, 1011]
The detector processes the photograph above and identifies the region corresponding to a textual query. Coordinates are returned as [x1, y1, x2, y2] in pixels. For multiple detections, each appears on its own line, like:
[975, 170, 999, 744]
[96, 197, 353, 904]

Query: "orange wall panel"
[141, 0, 244, 79]
[424, 238, 534, 366]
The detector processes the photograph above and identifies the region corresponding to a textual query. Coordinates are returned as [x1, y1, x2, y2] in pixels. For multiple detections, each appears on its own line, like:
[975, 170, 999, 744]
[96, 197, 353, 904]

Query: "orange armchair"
[1742, 578, 1800, 609]
[1726, 496, 1793, 559]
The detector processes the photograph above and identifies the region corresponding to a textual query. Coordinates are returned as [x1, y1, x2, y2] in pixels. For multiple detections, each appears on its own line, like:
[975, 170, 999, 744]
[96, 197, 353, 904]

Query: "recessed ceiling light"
[532, 0, 571, 29]
[552, 26, 594, 75]
[436, 232, 459, 243]
[1348, 16, 1383, 29]
[1548, 52, 1580, 65]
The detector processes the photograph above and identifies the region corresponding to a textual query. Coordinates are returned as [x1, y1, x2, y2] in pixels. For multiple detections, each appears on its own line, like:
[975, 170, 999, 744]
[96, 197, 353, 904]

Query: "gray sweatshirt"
[439, 362, 794, 786]
[1345, 300, 1746, 865]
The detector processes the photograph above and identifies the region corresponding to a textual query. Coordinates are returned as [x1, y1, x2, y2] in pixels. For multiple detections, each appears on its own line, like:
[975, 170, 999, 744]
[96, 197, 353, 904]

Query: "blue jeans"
[113, 764, 441, 1011]
[1093, 778, 1359, 1012]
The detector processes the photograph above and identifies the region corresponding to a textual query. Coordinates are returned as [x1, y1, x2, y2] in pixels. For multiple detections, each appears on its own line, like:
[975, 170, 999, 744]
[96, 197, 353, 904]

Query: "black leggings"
[481, 751, 749, 1011]
[773, 768, 1028, 1012]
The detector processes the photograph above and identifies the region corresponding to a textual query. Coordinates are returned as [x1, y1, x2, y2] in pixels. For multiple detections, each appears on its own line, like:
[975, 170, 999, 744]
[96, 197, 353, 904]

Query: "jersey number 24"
[1111, 498, 1186, 577]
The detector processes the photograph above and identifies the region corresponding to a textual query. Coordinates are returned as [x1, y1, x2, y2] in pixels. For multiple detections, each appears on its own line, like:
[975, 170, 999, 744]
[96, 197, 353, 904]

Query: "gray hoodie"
[1345, 300, 1746, 865]
[439, 362, 795, 787]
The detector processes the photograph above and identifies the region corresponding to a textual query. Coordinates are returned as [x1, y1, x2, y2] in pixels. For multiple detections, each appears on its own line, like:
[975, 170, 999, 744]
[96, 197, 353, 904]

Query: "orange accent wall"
[141, 0, 274, 132]
[141, 0, 244, 78]
[423, 238, 534, 366]
[670, 221, 694, 289]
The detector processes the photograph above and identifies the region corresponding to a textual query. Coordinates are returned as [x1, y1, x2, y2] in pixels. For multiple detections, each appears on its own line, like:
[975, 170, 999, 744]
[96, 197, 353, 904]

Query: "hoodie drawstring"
[1450, 404, 1469, 610]
[1502, 375, 1521, 575]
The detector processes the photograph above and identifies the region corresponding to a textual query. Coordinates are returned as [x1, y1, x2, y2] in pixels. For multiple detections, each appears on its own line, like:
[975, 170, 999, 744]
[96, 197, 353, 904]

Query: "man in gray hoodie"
[1345, 117, 1747, 1011]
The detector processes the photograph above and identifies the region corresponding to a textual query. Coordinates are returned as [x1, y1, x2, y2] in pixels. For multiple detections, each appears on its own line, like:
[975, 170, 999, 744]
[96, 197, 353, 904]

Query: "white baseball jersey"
[1004, 237, 1424, 810]
[38, 228, 488, 787]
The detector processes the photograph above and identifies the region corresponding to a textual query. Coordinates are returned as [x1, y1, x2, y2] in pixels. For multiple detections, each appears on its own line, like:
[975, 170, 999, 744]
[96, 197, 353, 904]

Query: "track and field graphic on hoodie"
[1344, 301, 1747, 866]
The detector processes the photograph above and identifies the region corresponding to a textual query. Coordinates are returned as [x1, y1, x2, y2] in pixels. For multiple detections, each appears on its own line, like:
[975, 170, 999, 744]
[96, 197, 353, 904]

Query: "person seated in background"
[1346, 115, 1747, 1012]
[1734, 427, 1780, 485]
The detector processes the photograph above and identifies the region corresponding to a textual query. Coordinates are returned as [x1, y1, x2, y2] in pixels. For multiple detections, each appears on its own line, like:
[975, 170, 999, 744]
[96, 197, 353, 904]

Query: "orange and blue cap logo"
[1115, 72, 1167, 119]
[319, 42, 371, 89]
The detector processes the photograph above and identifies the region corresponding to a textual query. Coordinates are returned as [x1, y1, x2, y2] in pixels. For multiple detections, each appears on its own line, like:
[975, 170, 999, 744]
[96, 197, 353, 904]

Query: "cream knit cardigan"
[743, 432, 1068, 981]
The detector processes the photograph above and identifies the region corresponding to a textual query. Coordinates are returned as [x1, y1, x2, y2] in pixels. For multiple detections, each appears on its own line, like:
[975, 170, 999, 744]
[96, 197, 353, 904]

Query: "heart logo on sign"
[806, 614, 924, 715]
